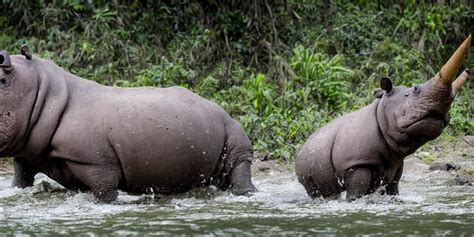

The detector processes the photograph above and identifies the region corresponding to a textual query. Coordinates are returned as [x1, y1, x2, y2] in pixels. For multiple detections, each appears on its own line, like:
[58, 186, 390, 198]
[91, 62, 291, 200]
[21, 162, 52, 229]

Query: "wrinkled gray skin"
[296, 34, 471, 201]
[0, 50, 256, 202]
[296, 76, 463, 201]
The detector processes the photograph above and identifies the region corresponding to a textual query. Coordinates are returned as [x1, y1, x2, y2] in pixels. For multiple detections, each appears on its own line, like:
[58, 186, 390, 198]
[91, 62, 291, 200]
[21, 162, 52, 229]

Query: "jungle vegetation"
[0, 0, 472, 161]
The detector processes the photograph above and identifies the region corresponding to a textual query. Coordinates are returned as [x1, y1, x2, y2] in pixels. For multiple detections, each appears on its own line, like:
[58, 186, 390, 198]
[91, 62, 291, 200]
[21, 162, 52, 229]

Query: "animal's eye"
[0, 78, 6, 84]
[404, 92, 409, 97]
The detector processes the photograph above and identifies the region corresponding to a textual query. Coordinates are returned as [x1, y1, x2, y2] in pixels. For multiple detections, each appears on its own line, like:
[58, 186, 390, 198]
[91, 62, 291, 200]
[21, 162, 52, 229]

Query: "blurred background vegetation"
[0, 0, 472, 161]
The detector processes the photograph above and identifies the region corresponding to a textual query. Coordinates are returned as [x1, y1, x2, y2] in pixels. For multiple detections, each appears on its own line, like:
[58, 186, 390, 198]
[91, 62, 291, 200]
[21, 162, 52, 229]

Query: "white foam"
[0, 158, 473, 231]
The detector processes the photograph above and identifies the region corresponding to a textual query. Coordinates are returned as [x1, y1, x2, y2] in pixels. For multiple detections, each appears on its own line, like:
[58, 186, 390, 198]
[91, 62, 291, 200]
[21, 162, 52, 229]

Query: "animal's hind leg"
[314, 175, 343, 200]
[300, 158, 343, 200]
[230, 159, 256, 195]
[298, 175, 321, 198]
[344, 167, 373, 201]
[224, 119, 257, 195]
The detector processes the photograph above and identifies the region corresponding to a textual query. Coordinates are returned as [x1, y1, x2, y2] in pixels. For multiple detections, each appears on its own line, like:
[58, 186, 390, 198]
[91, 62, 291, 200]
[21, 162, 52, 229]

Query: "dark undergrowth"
[0, 0, 472, 161]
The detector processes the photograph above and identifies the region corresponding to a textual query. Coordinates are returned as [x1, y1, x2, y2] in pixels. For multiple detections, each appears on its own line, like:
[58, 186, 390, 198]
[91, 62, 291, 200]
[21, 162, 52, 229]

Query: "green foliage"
[243, 73, 275, 116]
[420, 151, 436, 164]
[449, 95, 473, 135]
[0, 1, 472, 161]
[290, 45, 356, 111]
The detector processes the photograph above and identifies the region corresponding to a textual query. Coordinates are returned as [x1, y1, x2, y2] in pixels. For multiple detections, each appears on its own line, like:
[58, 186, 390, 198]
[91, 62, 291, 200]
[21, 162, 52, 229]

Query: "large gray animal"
[0, 46, 256, 202]
[296, 36, 471, 201]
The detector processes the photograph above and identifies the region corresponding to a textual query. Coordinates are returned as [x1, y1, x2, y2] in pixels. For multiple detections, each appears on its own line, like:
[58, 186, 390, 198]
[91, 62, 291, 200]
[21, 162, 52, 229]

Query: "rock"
[252, 159, 292, 174]
[260, 155, 270, 161]
[462, 135, 474, 146]
[402, 157, 430, 176]
[454, 175, 472, 186]
[428, 162, 458, 171]
[253, 159, 273, 172]
[0, 160, 13, 175]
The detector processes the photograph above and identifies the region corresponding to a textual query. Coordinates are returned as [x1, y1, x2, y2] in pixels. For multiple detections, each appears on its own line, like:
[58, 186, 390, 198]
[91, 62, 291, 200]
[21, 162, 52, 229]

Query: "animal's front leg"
[344, 167, 373, 201]
[385, 166, 403, 195]
[67, 162, 122, 203]
[12, 157, 38, 188]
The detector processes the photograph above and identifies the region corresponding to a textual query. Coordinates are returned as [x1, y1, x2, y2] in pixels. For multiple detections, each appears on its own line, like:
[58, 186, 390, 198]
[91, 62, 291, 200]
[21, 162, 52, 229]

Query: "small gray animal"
[0, 46, 256, 202]
[296, 36, 471, 201]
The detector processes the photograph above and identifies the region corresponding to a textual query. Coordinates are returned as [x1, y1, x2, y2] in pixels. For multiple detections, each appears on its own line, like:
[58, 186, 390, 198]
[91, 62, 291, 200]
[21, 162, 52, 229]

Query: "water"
[0, 157, 473, 235]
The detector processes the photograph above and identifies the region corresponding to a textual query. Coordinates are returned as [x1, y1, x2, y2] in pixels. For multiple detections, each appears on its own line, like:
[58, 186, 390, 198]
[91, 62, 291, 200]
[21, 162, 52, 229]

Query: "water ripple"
[0, 157, 473, 235]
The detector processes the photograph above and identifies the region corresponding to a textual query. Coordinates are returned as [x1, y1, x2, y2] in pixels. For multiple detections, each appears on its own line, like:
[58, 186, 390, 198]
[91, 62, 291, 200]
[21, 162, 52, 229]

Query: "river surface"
[0, 157, 473, 236]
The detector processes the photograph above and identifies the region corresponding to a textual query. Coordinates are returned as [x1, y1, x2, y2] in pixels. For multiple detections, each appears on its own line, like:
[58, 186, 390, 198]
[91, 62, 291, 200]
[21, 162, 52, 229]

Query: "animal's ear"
[373, 88, 384, 98]
[20, 45, 32, 60]
[380, 76, 393, 93]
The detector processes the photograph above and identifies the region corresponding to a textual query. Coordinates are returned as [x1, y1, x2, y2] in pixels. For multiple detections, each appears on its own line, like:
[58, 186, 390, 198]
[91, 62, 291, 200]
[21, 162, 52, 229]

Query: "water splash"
[0, 157, 472, 235]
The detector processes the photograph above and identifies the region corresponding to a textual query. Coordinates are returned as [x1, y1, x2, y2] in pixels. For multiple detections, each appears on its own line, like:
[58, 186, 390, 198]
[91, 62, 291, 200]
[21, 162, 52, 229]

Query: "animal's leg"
[67, 162, 122, 203]
[316, 176, 342, 200]
[306, 159, 343, 200]
[12, 157, 38, 188]
[298, 175, 321, 198]
[385, 166, 403, 195]
[344, 167, 372, 201]
[224, 119, 257, 195]
[230, 159, 257, 195]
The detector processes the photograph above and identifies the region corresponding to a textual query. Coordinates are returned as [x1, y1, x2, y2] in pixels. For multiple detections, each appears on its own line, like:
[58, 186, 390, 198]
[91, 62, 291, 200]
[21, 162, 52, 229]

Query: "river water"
[0, 157, 472, 235]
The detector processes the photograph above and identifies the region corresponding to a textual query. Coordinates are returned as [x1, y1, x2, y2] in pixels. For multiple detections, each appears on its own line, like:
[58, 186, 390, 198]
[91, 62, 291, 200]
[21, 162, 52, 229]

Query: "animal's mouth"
[420, 111, 446, 125]
[407, 111, 447, 139]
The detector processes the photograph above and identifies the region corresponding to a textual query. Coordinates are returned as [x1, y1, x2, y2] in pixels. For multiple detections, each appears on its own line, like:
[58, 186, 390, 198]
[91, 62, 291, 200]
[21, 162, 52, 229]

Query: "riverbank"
[0, 159, 11, 175]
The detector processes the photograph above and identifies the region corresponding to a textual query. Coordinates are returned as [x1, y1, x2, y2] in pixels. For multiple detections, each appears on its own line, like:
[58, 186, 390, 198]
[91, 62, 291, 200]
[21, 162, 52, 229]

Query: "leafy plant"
[0, 1, 472, 161]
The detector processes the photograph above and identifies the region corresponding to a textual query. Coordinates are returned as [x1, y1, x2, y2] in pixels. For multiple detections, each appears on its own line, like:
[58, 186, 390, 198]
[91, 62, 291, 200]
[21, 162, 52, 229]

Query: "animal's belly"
[113, 128, 225, 193]
[120, 148, 222, 193]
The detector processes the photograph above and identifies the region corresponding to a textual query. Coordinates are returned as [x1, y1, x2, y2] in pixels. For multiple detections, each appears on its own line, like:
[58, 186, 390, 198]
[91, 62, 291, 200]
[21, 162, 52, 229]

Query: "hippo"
[296, 36, 471, 201]
[0, 45, 256, 202]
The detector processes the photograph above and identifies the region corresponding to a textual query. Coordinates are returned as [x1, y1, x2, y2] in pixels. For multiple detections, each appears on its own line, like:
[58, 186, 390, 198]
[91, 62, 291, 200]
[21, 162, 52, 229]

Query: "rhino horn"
[452, 69, 470, 96]
[436, 35, 471, 86]
[0, 51, 13, 74]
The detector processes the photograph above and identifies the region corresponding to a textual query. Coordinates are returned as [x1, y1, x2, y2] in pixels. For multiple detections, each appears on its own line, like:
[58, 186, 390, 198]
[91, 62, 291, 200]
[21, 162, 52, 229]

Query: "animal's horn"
[452, 69, 470, 96]
[437, 35, 471, 85]
[0, 51, 13, 74]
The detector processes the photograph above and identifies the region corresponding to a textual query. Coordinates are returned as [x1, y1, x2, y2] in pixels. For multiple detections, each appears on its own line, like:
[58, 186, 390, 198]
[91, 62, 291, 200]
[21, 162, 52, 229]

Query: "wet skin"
[296, 36, 471, 201]
[0, 48, 256, 202]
